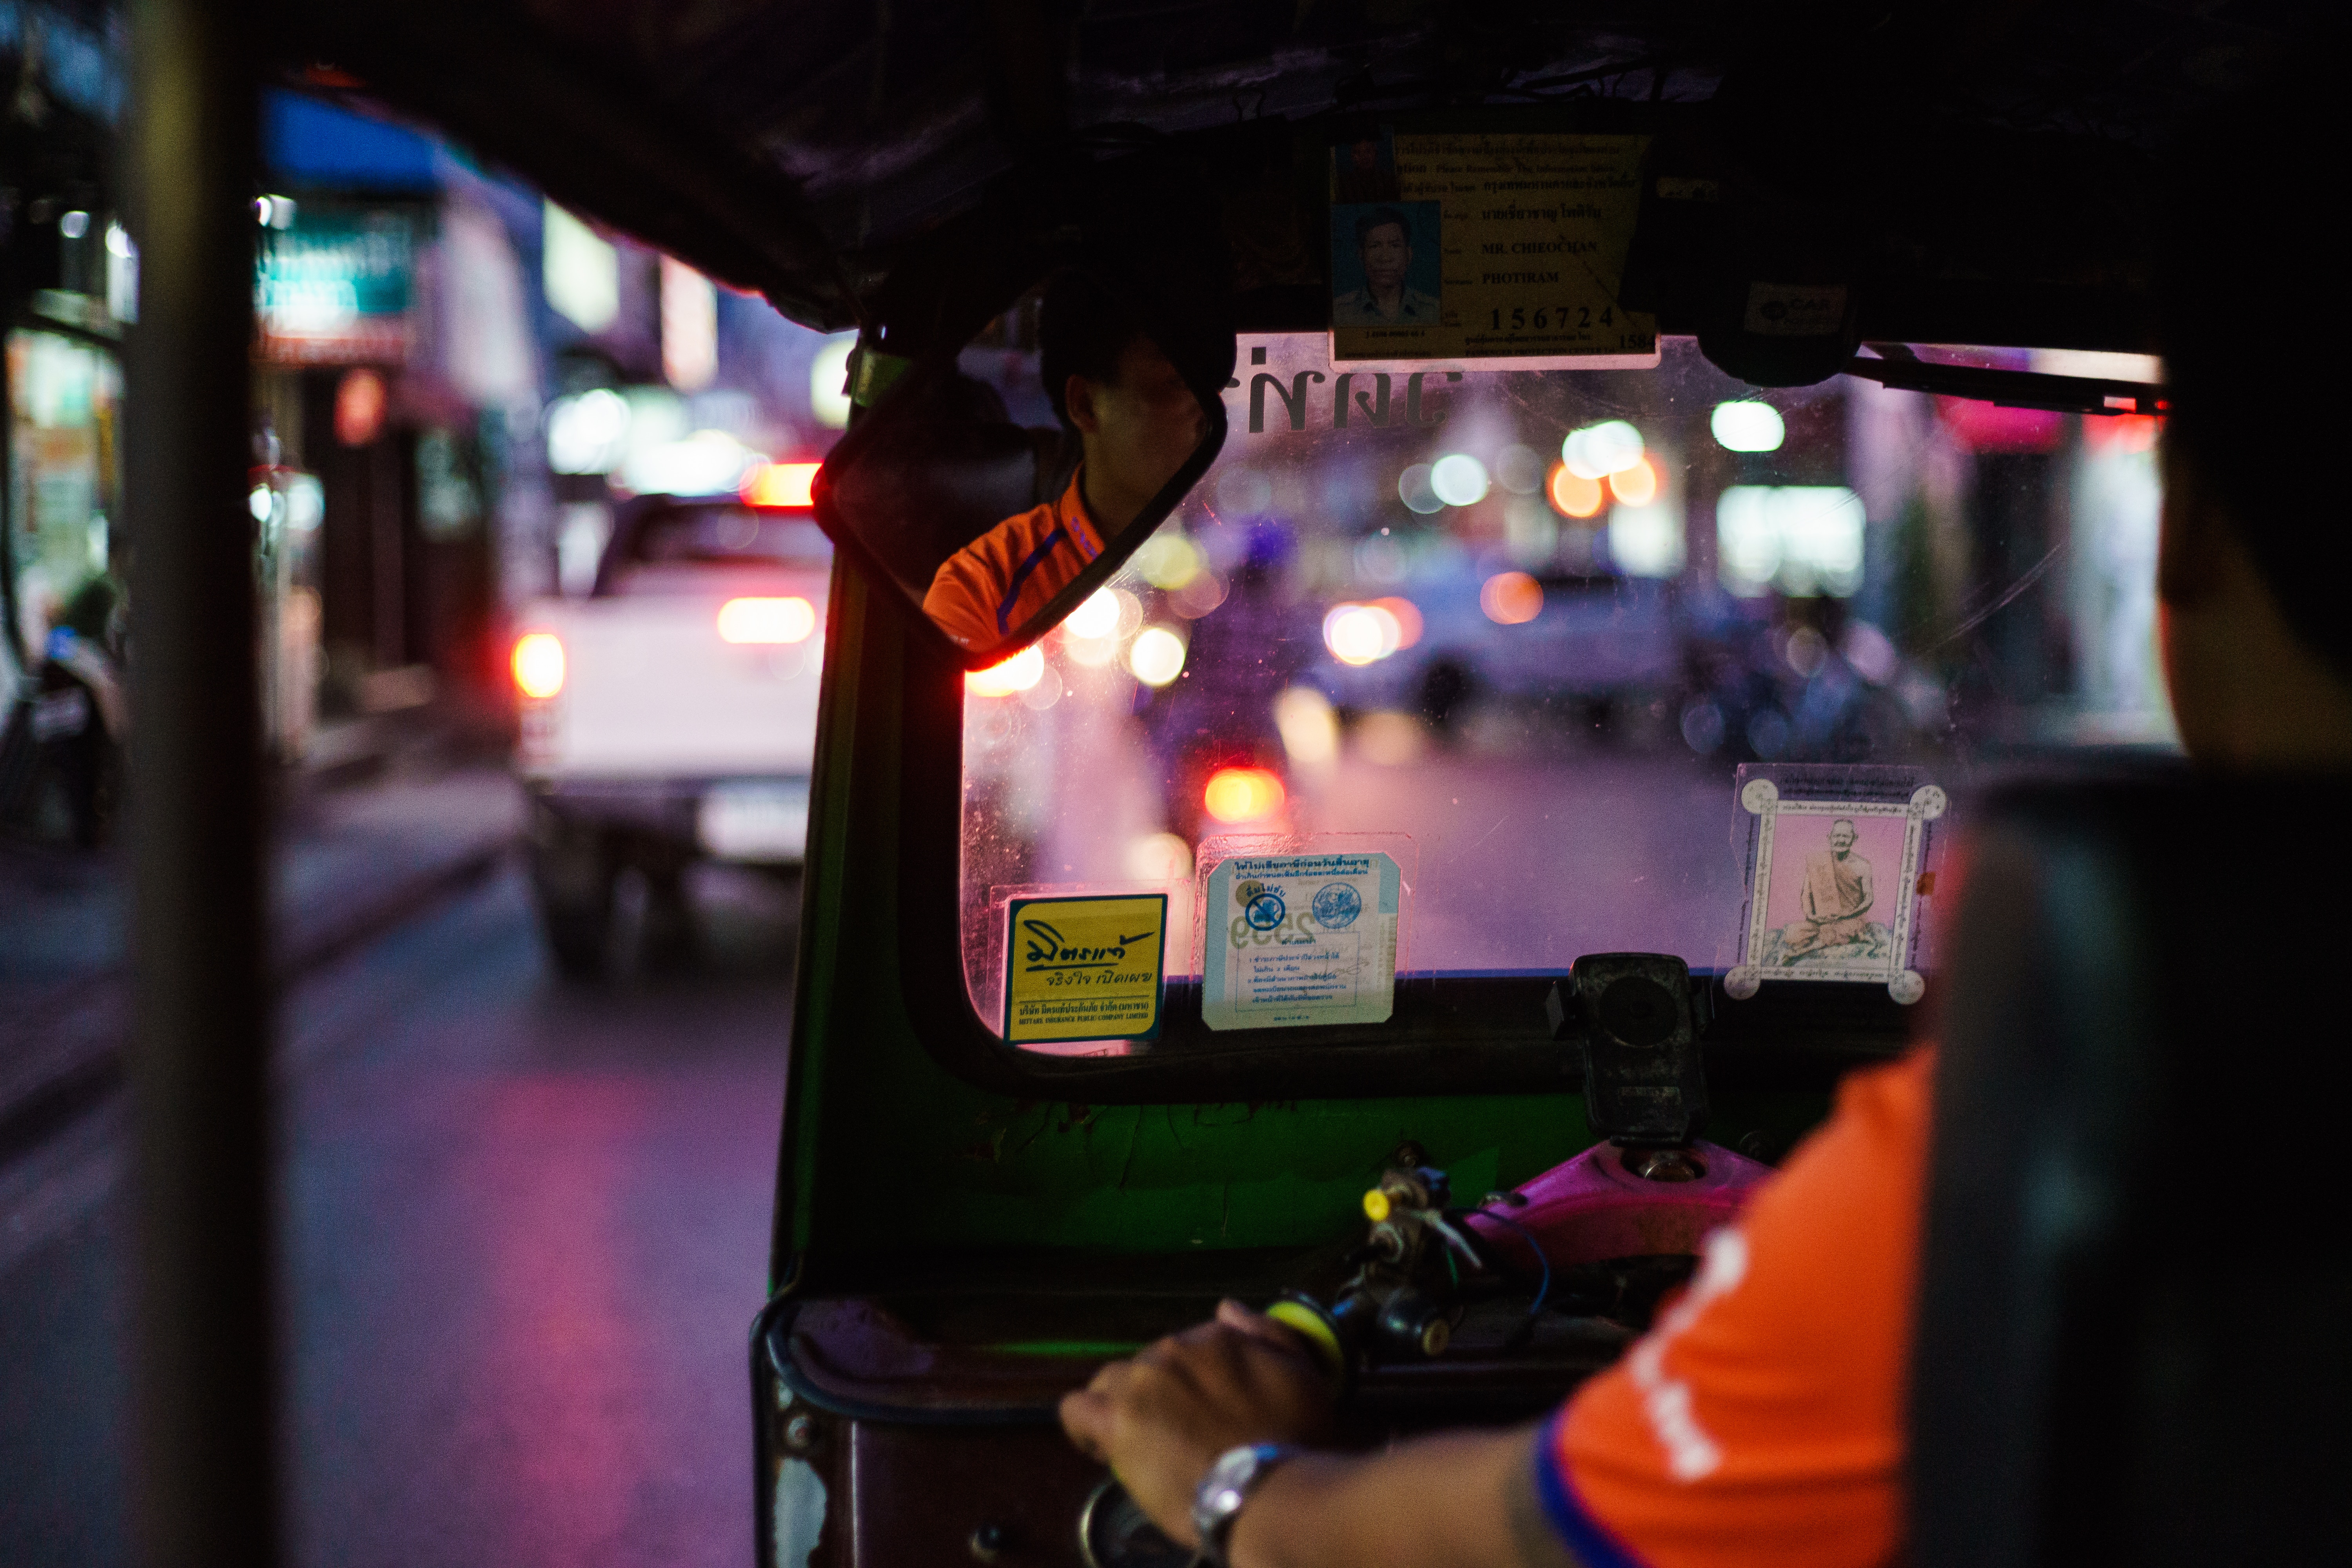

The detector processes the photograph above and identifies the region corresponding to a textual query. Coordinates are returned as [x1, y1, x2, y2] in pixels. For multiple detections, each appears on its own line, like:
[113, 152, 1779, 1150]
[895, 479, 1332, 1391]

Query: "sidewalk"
[0, 755, 523, 1155]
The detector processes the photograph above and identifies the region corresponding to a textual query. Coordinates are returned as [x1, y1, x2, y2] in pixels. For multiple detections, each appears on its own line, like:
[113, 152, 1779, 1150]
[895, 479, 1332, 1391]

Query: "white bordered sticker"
[1200, 849, 1403, 1030]
[1728, 766, 1945, 1005]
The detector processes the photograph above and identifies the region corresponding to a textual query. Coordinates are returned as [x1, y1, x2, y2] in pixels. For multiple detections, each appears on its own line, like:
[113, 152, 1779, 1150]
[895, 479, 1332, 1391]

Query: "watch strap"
[1193, 1442, 1295, 1568]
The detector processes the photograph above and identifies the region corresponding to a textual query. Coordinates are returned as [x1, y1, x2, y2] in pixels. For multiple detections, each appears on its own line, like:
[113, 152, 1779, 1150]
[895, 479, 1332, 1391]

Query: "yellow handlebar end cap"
[1362, 1189, 1391, 1222]
[1266, 1299, 1346, 1377]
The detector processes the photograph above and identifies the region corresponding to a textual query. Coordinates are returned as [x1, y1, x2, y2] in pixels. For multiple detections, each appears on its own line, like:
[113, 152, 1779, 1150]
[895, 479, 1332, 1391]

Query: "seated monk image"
[923, 274, 1207, 652]
[1780, 817, 1875, 960]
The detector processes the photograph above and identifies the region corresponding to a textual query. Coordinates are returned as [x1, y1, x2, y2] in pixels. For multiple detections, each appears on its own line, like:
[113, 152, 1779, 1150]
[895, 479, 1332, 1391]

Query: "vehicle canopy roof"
[272, 0, 2287, 352]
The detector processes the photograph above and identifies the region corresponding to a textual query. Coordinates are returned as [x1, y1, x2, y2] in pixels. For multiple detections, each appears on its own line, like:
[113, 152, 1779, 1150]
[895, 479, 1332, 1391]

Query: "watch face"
[1080, 1479, 1192, 1568]
[1193, 1443, 1274, 1552]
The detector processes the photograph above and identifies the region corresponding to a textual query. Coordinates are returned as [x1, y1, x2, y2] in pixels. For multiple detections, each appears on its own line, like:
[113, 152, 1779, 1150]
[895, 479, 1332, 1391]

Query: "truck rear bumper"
[526, 775, 810, 865]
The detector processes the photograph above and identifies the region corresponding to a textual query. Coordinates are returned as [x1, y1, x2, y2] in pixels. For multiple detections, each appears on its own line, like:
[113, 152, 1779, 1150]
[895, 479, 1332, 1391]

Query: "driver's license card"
[1201, 853, 1399, 1031]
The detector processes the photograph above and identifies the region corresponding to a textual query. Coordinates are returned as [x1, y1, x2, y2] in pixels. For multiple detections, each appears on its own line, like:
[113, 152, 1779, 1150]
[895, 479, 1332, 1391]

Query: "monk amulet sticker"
[1728, 766, 1942, 1005]
[1004, 894, 1168, 1045]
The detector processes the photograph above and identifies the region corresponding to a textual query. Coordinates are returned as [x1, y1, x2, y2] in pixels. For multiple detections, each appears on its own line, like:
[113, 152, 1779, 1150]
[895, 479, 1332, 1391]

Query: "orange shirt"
[1535, 1048, 1933, 1568]
[923, 472, 1103, 651]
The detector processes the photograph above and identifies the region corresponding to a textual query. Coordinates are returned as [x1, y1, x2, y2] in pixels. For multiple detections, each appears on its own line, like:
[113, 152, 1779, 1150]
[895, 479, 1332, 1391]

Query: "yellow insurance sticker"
[1004, 894, 1168, 1045]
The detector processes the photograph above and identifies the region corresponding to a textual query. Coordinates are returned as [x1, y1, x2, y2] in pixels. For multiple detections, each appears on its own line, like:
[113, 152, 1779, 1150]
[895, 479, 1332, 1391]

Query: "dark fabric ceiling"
[269, 0, 2312, 340]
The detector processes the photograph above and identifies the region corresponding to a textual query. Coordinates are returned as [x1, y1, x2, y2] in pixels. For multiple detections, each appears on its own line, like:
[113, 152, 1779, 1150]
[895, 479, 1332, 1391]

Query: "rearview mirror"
[814, 269, 1229, 665]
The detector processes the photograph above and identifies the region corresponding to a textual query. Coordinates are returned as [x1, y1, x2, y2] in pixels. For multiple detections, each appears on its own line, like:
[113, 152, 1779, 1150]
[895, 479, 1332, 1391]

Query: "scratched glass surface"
[960, 337, 2173, 1045]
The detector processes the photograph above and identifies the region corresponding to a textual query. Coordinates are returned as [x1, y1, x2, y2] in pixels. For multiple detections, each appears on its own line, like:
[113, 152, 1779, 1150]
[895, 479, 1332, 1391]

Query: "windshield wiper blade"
[1844, 350, 2166, 417]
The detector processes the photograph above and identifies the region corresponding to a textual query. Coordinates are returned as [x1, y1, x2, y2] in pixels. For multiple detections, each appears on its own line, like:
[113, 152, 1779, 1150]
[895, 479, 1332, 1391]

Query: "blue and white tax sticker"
[1202, 853, 1400, 1031]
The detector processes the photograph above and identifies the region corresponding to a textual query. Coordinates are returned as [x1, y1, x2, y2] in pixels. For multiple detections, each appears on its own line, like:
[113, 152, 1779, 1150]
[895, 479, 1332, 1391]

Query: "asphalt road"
[0, 743, 1761, 1568]
[0, 860, 797, 1568]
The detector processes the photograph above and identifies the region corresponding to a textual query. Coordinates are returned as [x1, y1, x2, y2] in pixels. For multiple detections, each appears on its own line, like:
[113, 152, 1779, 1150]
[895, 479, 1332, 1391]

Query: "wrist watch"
[1191, 1443, 1296, 1568]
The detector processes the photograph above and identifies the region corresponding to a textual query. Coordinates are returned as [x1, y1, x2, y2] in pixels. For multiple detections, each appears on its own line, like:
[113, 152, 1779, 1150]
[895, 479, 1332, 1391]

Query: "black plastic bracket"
[1548, 953, 1710, 1147]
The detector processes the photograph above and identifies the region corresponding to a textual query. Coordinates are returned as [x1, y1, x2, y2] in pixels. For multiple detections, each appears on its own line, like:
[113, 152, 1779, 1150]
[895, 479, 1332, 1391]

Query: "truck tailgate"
[519, 587, 824, 779]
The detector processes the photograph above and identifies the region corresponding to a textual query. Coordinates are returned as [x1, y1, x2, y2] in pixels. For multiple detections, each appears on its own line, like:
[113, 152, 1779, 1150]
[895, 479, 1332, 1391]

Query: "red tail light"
[512, 632, 565, 699]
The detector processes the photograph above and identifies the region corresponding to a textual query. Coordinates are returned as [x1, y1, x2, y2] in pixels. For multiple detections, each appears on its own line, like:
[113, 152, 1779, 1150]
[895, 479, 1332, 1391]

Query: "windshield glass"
[959, 336, 2169, 1044]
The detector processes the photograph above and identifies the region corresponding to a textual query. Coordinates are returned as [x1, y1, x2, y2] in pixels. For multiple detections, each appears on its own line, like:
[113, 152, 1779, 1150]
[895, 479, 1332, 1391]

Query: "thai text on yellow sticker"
[1004, 894, 1168, 1045]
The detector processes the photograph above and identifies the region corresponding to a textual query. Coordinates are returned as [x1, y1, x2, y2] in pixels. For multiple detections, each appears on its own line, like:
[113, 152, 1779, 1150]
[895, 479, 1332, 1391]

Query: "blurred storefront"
[254, 90, 537, 752]
[2, 3, 131, 841]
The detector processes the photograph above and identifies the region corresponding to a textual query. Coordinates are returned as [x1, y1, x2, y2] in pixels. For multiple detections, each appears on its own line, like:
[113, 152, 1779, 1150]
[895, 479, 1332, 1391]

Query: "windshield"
[959, 336, 2169, 1045]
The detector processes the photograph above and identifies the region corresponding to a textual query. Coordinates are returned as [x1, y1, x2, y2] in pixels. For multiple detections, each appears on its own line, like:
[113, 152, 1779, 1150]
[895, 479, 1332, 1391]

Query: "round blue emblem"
[1244, 889, 1287, 930]
[1311, 882, 1363, 929]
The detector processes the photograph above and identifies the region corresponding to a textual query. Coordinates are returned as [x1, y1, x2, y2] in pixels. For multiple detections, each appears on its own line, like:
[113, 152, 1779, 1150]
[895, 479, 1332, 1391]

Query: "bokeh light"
[1710, 401, 1786, 453]
[1606, 456, 1659, 506]
[1063, 588, 1122, 640]
[1479, 570, 1544, 626]
[966, 644, 1045, 696]
[1397, 463, 1444, 514]
[1368, 596, 1423, 649]
[511, 633, 566, 700]
[1563, 420, 1644, 480]
[1323, 603, 1404, 664]
[1273, 687, 1339, 766]
[1548, 464, 1605, 518]
[739, 461, 820, 508]
[1430, 453, 1491, 507]
[1132, 532, 1201, 589]
[1203, 766, 1286, 824]
[716, 595, 817, 644]
[1128, 626, 1187, 686]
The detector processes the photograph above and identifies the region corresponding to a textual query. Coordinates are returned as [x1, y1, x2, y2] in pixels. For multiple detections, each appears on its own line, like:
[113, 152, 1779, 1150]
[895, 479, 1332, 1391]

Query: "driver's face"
[1359, 223, 1410, 290]
[1068, 336, 1207, 529]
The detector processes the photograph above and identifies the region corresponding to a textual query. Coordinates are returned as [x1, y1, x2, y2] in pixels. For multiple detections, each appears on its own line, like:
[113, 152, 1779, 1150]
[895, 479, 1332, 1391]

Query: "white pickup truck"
[512, 479, 829, 976]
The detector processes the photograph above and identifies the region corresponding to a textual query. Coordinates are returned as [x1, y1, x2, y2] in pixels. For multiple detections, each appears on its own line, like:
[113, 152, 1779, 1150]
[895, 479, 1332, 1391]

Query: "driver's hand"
[1059, 1299, 1334, 1546]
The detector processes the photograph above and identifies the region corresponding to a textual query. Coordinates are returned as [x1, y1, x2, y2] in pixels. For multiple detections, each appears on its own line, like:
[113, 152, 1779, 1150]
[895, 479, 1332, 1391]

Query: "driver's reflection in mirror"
[923, 274, 1208, 650]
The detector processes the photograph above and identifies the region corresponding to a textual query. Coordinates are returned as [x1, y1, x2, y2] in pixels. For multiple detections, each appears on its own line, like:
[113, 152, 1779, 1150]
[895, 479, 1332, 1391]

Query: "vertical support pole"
[122, 2, 275, 1566]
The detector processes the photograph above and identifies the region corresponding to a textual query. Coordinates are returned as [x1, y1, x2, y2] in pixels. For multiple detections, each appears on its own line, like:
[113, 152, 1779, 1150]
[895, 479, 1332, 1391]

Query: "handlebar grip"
[1265, 1297, 1348, 1380]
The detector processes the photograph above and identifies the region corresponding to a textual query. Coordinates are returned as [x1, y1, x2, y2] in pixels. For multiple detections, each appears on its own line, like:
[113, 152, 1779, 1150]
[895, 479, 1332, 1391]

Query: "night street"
[0, 855, 795, 1568]
[0, 742, 1742, 1567]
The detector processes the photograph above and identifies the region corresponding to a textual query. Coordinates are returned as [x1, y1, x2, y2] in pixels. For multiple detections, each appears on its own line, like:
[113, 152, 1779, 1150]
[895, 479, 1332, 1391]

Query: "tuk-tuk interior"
[234, 4, 2279, 1564]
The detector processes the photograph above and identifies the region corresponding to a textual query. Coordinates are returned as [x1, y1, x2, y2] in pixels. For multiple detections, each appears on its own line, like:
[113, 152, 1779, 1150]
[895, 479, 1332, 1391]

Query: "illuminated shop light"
[1563, 421, 1644, 480]
[1716, 486, 1866, 597]
[966, 644, 1045, 696]
[1203, 766, 1286, 824]
[1710, 400, 1787, 453]
[620, 430, 764, 497]
[544, 201, 619, 333]
[660, 257, 719, 392]
[512, 633, 566, 700]
[546, 388, 630, 475]
[717, 596, 817, 645]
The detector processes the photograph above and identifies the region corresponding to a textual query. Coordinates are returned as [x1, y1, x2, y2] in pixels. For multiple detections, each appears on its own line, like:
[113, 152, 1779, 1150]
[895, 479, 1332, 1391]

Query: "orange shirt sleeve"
[1535, 1048, 1935, 1568]
[922, 474, 1103, 650]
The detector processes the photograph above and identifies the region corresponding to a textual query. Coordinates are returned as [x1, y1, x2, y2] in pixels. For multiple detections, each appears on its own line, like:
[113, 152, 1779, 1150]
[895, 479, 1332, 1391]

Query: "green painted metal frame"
[768, 561, 1856, 1297]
